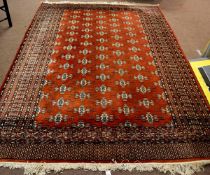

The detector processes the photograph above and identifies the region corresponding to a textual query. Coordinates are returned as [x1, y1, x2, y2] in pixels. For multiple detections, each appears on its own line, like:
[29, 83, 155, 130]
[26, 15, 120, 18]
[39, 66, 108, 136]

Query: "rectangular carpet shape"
[0, 3, 210, 162]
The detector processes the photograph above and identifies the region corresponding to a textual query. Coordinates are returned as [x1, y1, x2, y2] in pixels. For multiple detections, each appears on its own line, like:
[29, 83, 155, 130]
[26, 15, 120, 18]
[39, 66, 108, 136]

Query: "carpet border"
[157, 6, 210, 109]
[0, 142, 210, 162]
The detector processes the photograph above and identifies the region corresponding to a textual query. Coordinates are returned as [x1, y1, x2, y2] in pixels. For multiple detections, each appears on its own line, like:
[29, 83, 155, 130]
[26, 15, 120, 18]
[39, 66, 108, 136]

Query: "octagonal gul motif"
[115, 79, 130, 88]
[115, 68, 127, 76]
[95, 84, 111, 94]
[96, 98, 112, 108]
[61, 54, 75, 61]
[130, 55, 142, 62]
[136, 85, 151, 94]
[96, 54, 109, 61]
[118, 104, 134, 116]
[96, 73, 110, 81]
[74, 105, 90, 116]
[96, 63, 109, 70]
[54, 84, 71, 94]
[75, 91, 90, 101]
[78, 58, 91, 65]
[96, 112, 114, 124]
[53, 98, 69, 108]
[117, 91, 132, 101]
[59, 63, 74, 70]
[76, 78, 91, 87]
[77, 67, 91, 76]
[49, 113, 68, 124]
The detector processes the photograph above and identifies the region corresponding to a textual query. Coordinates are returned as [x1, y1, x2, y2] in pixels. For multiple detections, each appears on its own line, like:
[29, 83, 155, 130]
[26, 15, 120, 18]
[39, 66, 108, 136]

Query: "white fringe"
[0, 161, 209, 175]
[43, 0, 159, 7]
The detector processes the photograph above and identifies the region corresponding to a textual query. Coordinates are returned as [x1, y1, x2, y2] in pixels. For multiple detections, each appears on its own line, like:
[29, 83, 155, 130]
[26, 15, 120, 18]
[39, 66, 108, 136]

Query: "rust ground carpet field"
[0, 2, 209, 163]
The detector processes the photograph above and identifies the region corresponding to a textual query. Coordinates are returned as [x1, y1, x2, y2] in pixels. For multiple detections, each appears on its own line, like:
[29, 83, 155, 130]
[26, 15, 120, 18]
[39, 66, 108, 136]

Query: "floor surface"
[0, 0, 210, 174]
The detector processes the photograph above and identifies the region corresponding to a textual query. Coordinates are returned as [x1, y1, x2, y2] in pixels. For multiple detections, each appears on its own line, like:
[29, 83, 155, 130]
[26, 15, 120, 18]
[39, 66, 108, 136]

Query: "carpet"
[0, 2, 210, 162]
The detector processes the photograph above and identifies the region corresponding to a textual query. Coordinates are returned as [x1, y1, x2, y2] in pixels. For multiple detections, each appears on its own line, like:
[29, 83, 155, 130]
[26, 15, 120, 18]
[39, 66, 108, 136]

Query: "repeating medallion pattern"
[35, 9, 172, 128]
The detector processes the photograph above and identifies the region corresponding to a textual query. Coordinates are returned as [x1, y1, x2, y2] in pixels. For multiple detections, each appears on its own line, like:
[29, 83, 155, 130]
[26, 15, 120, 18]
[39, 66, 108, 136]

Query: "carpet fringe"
[42, 0, 159, 7]
[0, 161, 209, 175]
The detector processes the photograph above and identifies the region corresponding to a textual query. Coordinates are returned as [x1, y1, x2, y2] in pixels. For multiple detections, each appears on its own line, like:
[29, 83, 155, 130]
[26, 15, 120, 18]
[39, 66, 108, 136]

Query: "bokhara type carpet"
[0, 3, 210, 162]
